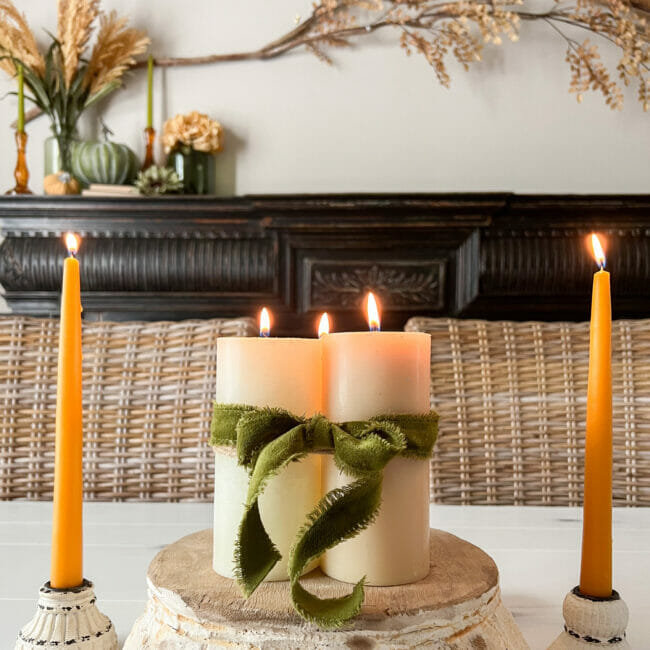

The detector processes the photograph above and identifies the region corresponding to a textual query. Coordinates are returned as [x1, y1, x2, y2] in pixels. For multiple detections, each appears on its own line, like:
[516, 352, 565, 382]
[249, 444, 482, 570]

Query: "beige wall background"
[0, 0, 648, 195]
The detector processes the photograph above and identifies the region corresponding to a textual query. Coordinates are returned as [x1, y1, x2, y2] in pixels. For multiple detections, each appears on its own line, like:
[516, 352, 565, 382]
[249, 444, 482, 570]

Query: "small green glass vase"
[166, 147, 215, 195]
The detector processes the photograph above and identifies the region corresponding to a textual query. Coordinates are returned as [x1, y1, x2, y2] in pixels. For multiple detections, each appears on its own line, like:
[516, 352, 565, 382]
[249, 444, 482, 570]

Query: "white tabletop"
[1, 503, 648, 649]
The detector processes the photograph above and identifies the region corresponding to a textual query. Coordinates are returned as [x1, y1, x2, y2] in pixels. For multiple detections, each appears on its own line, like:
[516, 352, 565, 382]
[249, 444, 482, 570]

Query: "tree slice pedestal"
[124, 528, 528, 649]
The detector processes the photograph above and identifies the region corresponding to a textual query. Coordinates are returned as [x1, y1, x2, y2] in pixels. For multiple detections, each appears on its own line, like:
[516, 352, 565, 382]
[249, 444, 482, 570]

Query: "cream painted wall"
[0, 0, 648, 195]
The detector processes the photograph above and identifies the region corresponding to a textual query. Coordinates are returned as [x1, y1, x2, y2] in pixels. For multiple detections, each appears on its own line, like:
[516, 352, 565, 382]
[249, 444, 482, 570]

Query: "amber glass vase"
[142, 127, 156, 171]
[5, 130, 32, 195]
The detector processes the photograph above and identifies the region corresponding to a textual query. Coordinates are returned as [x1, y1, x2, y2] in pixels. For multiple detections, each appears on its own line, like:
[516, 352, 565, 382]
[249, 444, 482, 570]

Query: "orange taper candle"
[50, 233, 83, 589]
[579, 233, 612, 598]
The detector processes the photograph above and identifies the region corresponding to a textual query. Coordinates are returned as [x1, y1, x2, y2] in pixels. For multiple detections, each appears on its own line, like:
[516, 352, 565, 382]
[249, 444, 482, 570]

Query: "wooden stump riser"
[128, 582, 523, 649]
[124, 529, 528, 649]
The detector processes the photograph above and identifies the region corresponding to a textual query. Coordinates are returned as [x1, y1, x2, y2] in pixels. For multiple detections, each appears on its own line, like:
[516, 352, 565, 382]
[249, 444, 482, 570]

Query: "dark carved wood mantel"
[1, 194, 648, 336]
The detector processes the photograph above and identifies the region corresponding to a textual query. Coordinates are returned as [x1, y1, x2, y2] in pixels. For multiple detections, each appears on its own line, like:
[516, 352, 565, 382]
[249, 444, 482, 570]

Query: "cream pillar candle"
[213, 336, 322, 581]
[321, 329, 431, 586]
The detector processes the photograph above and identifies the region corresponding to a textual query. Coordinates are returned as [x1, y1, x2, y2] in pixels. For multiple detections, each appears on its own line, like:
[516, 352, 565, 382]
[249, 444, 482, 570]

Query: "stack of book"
[81, 184, 138, 197]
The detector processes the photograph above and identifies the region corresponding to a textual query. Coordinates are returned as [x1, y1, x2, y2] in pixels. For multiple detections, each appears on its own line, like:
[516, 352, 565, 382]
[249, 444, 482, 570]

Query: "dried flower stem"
[15, 0, 650, 127]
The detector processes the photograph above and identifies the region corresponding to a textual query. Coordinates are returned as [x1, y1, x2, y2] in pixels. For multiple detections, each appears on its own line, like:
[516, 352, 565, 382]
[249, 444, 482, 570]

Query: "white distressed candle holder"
[15, 579, 118, 650]
[548, 586, 630, 649]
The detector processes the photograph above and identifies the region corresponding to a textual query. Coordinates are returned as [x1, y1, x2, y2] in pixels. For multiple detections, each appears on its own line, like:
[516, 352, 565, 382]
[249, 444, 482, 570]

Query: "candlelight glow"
[318, 312, 330, 337]
[65, 233, 80, 256]
[259, 307, 271, 337]
[591, 234, 606, 269]
[367, 292, 380, 332]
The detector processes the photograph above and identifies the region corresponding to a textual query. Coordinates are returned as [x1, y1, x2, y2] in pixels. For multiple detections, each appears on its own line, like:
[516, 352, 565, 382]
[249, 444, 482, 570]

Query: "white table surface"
[1, 503, 648, 649]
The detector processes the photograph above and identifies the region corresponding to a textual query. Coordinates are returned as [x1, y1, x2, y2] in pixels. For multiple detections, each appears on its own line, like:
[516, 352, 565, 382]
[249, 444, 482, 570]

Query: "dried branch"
[13, 0, 650, 128]
[133, 0, 649, 111]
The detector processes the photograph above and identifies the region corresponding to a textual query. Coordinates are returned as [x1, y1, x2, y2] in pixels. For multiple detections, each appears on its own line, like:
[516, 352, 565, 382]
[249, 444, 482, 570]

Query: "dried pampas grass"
[0, 0, 149, 144]
[0, 0, 149, 129]
[57, 0, 100, 87]
[84, 11, 149, 96]
[0, 1, 44, 77]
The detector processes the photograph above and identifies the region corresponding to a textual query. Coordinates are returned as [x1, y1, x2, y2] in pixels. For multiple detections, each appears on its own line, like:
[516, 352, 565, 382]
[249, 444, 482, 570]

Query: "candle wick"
[69, 251, 77, 260]
[369, 324, 380, 333]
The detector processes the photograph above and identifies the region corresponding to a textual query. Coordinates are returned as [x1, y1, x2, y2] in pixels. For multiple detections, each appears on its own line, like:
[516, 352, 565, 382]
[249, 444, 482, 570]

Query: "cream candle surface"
[213, 337, 322, 581]
[321, 331, 431, 586]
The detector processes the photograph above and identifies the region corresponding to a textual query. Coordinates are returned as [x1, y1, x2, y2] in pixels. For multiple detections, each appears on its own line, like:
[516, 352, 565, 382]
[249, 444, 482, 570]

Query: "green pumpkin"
[72, 140, 139, 186]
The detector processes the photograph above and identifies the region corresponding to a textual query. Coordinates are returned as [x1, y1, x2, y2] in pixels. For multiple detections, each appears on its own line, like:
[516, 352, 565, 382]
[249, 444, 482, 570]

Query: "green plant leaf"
[44, 41, 56, 91]
[20, 64, 51, 113]
[69, 67, 86, 98]
[84, 80, 120, 109]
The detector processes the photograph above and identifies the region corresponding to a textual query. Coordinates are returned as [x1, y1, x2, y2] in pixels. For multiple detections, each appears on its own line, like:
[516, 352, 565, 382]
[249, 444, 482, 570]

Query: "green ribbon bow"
[210, 403, 438, 628]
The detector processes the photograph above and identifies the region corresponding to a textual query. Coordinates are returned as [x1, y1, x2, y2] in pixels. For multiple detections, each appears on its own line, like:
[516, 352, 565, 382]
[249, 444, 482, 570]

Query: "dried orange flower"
[162, 111, 224, 155]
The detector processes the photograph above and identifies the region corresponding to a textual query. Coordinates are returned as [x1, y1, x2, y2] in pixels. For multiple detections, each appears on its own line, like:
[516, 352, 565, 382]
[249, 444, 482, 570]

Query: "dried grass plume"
[0, 0, 149, 142]
[84, 11, 149, 96]
[0, 1, 45, 77]
[57, 0, 100, 87]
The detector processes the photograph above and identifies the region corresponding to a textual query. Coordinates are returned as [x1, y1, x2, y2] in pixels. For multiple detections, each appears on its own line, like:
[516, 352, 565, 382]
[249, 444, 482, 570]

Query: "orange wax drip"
[579, 268, 612, 598]
[50, 252, 83, 588]
[141, 126, 156, 171]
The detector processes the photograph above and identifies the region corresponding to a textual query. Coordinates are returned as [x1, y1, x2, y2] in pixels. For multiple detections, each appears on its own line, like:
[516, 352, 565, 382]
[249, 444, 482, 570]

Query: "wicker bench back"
[2, 315, 648, 505]
[0, 316, 256, 501]
[406, 317, 650, 506]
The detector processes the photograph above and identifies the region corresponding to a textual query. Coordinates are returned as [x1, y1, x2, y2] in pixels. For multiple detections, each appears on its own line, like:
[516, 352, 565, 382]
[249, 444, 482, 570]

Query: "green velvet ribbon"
[210, 403, 438, 629]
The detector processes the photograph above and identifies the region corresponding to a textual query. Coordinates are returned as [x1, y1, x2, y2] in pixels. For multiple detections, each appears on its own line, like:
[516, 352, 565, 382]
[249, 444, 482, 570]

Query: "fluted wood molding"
[1, 194, 648, 334]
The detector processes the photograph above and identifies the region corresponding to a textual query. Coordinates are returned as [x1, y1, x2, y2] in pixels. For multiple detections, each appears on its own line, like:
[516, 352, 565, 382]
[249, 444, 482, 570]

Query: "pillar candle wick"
[366, 292, 381, 332]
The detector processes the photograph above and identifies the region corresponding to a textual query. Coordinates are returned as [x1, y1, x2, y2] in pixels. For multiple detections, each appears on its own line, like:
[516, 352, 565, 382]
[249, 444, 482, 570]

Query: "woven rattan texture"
[406, 318, 650, 506]
[0, 316, 257, 501]
[4, 315, 648, 505]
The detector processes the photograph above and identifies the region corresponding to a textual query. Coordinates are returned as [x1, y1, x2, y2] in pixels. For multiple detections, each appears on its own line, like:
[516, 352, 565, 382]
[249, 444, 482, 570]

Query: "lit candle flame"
[318, 312, 330, 337]
[367, 292, 380, 332]
[591, 234, 606, 270]
[259, 307, 271, 337]
[65, 233, 80, 256]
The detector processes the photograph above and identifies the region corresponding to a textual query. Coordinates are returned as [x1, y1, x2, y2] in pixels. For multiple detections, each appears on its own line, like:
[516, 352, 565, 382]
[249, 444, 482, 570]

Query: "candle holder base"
[547, 586, 630, 649]
[14, 579, 118, 650]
